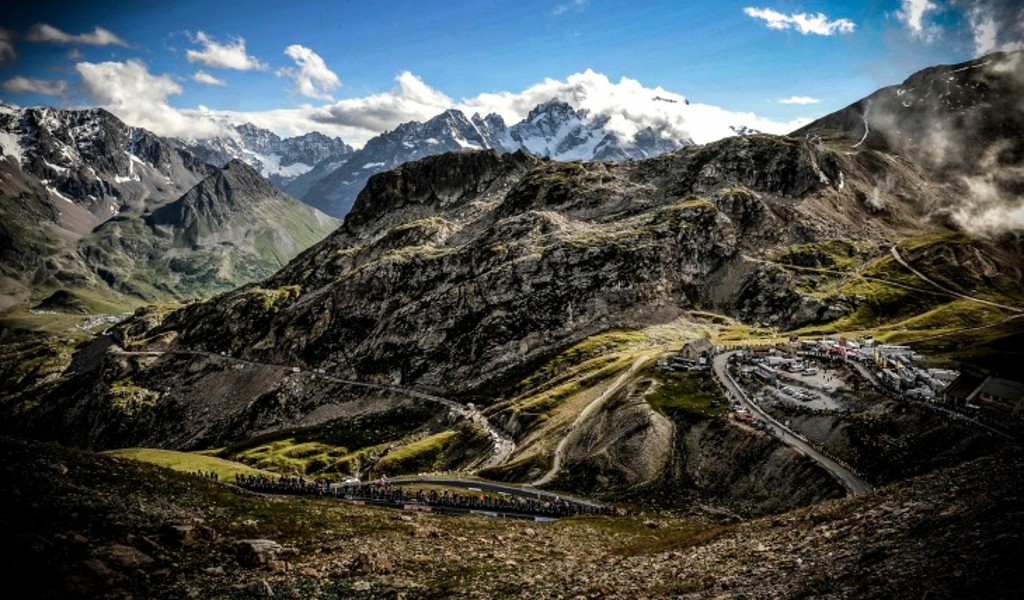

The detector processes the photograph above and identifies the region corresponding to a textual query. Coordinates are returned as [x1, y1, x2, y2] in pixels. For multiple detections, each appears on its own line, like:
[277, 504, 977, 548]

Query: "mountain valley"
[1, 51, 1023, 599]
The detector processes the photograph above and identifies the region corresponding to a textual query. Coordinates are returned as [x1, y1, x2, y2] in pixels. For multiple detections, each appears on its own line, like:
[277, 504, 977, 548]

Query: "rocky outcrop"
[554, 377, 844, 515]
[559, 381, 674, 490]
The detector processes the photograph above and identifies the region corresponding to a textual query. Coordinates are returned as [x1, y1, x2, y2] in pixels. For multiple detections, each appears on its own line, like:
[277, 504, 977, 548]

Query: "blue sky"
[1, 0, 1019, 145]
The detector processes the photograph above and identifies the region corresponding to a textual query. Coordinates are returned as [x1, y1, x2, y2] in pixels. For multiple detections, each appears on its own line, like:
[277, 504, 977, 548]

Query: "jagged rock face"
[0, 104, 212, 220]
[303, 100, 691, 217]
[183, 123, 353, 197]
[122, 135, 929, 406]
[303, 109, 513, 217]
[0, 105, 218, 308]
[0, 103, 341, 309]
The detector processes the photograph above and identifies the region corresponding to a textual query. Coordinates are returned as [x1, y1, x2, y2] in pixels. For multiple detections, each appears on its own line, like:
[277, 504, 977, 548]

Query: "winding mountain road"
[529, 355, 652, 487]
[111, 345, 516, 469]
[712, 351, 872, 496]
[889, 246, 1023, 313]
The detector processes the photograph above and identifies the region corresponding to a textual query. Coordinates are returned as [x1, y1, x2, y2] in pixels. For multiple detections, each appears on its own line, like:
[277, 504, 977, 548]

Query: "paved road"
[529, 355, 652, 487]
[112, 345, 516, 468]
[712, 351, 872, 496]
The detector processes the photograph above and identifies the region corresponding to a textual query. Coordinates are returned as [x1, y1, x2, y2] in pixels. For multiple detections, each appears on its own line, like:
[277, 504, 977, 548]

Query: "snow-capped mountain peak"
[182, 123, 353, 197]
[0, 104, 213, 224]
[301, 98, 693, 216]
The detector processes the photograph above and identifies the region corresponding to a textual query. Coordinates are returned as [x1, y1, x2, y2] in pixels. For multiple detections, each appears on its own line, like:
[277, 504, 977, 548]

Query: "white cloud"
[0, 28, 16, 64]
[276, 45, 341, 101]
[2, 76, 68, 97]
[553, 0, 587, 16]
[897, 1, 1024, 56]
[191, 70, 226, 86]
[962, 1, 1024, 56]
[186, 31, 266, 71]
[67, 48, 84, 60]
[312, 70, 454, 135]
[81, 66, 810, 150]
[896, 0, 939, 39]
[460, 69, 810, 145]
[969, 8, 999, 54]
[778, 96, 821, 105]
[25, 23, 127, 46]
[744, 7, 855, 35]
[76, 59, 230, 138]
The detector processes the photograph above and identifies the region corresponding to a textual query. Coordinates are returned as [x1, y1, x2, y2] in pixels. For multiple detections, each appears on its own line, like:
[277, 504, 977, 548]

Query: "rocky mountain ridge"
[0, 106, 339, 311]
[183, 123, 354, 201]
[0, 103, 213, 225]
[302, 100, 690, 217]
[3, 52, 1021, 505]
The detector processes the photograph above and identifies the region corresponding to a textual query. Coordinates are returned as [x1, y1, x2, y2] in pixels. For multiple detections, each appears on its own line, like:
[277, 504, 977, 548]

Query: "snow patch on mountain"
[183, 122, 352, 197]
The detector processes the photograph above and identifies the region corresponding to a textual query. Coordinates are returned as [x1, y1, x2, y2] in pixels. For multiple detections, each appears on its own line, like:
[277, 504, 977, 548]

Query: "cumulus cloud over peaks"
[277, 45, 341, 100]
[744, 7, 855, 35]
[186, 31, 266, 71]
[2, 76, 68, 97]
[461, 69, 809, 145]
[198, 70, 811, 147]
[26, 24, 127, 46]
[76, 59, 229, 138]
[191, 70, 226, 86]
[313, 71, 454, 133]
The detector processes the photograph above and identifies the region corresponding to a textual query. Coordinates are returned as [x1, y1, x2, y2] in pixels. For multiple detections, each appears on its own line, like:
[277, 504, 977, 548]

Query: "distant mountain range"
[188, 100, 692, 217]
[0, 94, 705, 310]
[182, 123, 354, 201]
[0, 104, 338, 312]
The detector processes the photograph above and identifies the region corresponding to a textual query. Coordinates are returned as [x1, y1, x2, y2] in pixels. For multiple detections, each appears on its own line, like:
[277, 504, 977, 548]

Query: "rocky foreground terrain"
[2, 435, 1020, 599]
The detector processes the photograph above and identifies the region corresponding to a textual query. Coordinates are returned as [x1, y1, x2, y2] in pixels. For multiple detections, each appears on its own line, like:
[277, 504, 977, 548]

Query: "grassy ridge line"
[102, 447, 275, 479]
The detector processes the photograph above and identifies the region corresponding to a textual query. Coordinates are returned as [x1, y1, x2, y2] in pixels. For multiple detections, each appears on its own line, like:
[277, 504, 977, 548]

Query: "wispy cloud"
[961, 0, 1024, 56]
[276, 45, 340, 101]
[186, 31, 266, 71]
[191, 70, 226, 86]
[895, 0, 940, 39]
[2, 75, 68, 97]
[26, 23, 128, 46]
[892, 1, 1024, 56]
[553, 0, 587, 16]
[778, 95, 820, 104]
[0, 28, 15, 64]
[744, 7, 855, 35]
